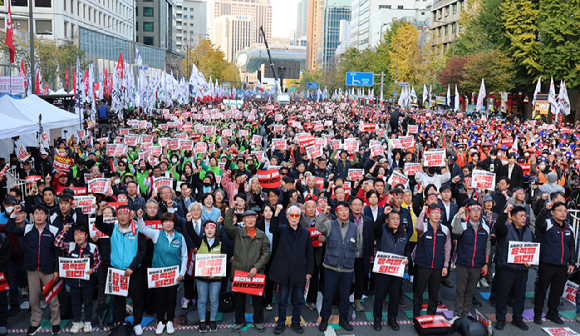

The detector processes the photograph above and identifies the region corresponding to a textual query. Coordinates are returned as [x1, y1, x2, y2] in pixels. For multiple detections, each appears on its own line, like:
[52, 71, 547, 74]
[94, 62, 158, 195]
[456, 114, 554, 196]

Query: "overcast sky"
[272, 0, 300, 37]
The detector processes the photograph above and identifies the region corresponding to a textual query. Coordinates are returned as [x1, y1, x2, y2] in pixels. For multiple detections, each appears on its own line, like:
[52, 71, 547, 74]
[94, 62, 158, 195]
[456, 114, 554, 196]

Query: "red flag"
[35, 71, 40, 95]
[116, 53, 124, 82]
[65, 68, 69, 89]
[73, 67, 76, 91]
[83, 69, 88, 94]
[19, 60, 25, 77]
[6, 1, 14, 63]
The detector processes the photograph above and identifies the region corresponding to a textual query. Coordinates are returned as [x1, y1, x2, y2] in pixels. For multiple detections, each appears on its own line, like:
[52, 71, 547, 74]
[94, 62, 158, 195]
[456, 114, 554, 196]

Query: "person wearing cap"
[54, 224, 101, 333]
[94, 203, 147, 335]
[31, 146, 52, 177]
[136, 209, 187, 335]
[493, 204, 534, 330]
[330, 148, 357, 181]
[372, 207, 408, 331]
[17, 160, 37, 180]
[221, 170, 248, 206]
[6, 204, 61, 336]
[450, 202, 491, 322]
[506, 187, 536, 231]
[223, 208, 271, 332]
[533, 201, 576, 325]
[48, 193, 87, 244]
[316, 201, 359, 332]
[268, 205, 314, 335]
[413, 204, 451, 318]
[0, 197, 17, 225]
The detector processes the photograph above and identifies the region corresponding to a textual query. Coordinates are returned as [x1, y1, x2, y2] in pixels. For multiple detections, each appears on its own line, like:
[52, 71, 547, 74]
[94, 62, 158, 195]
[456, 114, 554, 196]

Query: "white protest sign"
[562, 281, 578, 305]
[372, 252, 407, 278]
[387, 171, 409, 187]
[472, 170, 496, 191]
[194, 254, 227, 277]
[147, 266, 180, 288]
[59, 257, 90, 280]
[105, 267, 130, 296]
[423, 149, 446, 167]
[507, 242, 540, 265]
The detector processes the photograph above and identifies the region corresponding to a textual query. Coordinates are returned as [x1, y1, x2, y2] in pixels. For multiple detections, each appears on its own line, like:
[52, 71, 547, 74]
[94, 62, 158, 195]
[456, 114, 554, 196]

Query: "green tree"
[181, 39, 239, 83]
[461, 49, 515, 94]
[388, 22, 420, 85]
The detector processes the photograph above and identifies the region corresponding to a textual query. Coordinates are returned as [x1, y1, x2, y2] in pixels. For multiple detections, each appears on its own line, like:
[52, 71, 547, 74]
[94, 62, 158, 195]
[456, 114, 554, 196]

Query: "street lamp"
[0, 9, 34, 93]
[432, 19, 457, 57]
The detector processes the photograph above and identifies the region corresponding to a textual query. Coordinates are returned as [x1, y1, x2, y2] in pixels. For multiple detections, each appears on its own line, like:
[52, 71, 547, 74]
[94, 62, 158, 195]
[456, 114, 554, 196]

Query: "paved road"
[6, 266, 580, 335]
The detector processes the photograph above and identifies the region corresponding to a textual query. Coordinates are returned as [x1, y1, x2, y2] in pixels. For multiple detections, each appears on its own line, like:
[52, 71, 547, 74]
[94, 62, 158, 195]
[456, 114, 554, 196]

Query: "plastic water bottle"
[352, 309, 356, 320]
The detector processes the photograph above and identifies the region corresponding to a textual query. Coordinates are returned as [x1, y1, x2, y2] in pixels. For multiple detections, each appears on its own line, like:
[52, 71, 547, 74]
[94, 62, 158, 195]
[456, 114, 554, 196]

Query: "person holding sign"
[48, 193, 88, 244]
[54, 225, 101, 333]
[94, 203, 147, 336]
[136, 210, 187, 335]
[223, 208, 271, 332]
[493, 204, 534, 330]
[533, 202, 576, 325]
[450, 202, 491, 322]
[184, 216, 223, 333]
[6, 204, 61, 336]
[413, 204, 451, 319]
[372, 208, 408, 331]
[268, 205, 314, 335]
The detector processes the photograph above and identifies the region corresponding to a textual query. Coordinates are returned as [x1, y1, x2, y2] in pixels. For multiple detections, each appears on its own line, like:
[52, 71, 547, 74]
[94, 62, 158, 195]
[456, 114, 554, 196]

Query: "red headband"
[427, 207, 441, 215]
[467, 204, 482, 211]
[205, 222, 217, 228]
[336, 205, 347, 211]
[118, 208, 132, 214]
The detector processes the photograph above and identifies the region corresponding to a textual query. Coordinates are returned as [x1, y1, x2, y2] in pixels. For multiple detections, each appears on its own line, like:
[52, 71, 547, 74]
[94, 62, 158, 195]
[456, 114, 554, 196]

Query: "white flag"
[532, 76, 541, 108]
[548, 77, 557, 112]
[454, 84, 459, 112]
[410, 86, 417, 104]
[476, 78, 486, 112]
[558, 80, 570, 116]
[428, 85, 432, 107]
[422, 84, 428, 104]
[446, 84, 451, 107]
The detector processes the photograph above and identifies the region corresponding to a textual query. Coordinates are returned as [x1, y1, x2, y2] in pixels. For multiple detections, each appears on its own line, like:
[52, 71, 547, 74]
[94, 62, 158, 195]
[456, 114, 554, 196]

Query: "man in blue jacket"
[533, 202, 576, 325]
[6, 204, 60, 336]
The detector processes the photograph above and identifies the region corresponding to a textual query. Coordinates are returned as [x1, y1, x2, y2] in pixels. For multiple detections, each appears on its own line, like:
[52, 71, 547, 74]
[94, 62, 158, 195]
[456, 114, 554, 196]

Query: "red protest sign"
[231, 270, 266, 296]
[88, 178, 112, 194]
[42, 278, 64, 304]
[71, 187, 87, 195]
[415, 315, 451, 329]
[25, 175, 42, 183]
[308, 227, 323, 247]
[257, 170, 281, 188]
[186, 249, 196, 277]
[53, 154, 72, 171]
[0, 274, 9, 291]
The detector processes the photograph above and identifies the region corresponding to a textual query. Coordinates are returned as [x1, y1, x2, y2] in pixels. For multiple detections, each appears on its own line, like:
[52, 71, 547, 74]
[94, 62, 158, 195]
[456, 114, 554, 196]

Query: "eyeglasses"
[288, 214, 300, 218]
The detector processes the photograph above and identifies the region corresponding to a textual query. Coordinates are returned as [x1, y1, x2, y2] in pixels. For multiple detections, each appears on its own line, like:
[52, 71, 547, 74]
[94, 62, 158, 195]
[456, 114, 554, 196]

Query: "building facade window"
[444, 25, 448, 35]
[143, 36, 153, 45]
[397, 5, 403, 9]
[144, 22, 154, 31]
[143, 7, 153, 16]
[453, 4, 457, 14]
[35, 0, 51, 7]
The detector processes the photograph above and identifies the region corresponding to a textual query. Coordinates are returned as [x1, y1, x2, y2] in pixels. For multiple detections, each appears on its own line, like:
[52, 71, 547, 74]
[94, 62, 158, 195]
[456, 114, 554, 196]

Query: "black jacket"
[498, 164, 524, 191]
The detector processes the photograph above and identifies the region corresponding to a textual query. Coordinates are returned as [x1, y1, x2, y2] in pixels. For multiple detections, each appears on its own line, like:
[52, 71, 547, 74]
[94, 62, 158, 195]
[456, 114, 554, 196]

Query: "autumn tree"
[461, 49, 515, 94]
[388, 22, 420, 87]
[437, 57, 468, 95]
[181, 39, 240, 83]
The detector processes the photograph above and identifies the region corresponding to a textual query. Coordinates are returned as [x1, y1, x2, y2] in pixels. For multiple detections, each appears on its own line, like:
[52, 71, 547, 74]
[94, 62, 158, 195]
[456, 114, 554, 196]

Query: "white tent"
[0, 94, 81, 158]
[49, 89, 69, 95]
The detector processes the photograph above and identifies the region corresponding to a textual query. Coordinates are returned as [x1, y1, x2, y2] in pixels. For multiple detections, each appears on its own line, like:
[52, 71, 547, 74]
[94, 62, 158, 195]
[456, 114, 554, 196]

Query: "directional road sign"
[345, 72, 374, 86]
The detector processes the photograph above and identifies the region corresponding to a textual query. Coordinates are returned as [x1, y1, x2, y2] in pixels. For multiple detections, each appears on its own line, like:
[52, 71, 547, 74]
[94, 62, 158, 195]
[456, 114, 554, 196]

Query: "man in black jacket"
[498, 154, 524, 191]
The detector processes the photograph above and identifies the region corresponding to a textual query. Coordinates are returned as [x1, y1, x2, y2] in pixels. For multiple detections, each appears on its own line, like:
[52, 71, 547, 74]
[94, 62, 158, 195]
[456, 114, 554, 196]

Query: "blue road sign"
[306, 82, 318, 89]
[345, 72, 374, 86]
[398, 82, 409, 86]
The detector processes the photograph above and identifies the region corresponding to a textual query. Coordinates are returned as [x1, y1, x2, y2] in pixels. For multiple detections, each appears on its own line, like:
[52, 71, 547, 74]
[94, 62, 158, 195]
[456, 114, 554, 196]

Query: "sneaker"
[27, 326, 40, 336]
[155, 322, 165, 335]
[166, 322, 174, 335]
[181, 298, 191, 310]
[254, 323, 265, 332]
[353, 299, 364, 312]
[134, 324, 143, 336]
[265, 304, 274, 311]
[274, 324, 285, 334]
[209, 321, 217, 332]
[304, 302, 316, 311]
[449, 316, 460, 325]
[479, 278, 489, 288]
[409, 275, 414, 284]
[70, 323, 82, 334]
[198, 322, 206, 333]
[52, 325, 60, 336]
[232, 323, 246, 333]
[291, 323, 304, 334]
[477, 281, 481, 289]
[83, 322, 92, 333]
[20, 287, 28, 297]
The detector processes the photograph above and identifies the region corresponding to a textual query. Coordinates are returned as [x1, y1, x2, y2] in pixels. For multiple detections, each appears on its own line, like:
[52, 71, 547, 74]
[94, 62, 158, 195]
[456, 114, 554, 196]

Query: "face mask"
[524, 153, 529, 157]
[172, 158, 178, 163]
[575, 160, 580, 165]
[428, 167, 436, 175]
[531, 184, 538, 190]
[114, 179, 121, 185]
[203, 182, 211, 187]
[4, 206, 14, 214]
[538, 164, 546, 170]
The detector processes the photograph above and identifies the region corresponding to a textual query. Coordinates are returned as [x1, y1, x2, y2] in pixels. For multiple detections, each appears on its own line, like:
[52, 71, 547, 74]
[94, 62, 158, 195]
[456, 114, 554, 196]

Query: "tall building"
[430, 0, 464, 54]
[350, 0, 429, 50]
[176, 0, 208, 53]
[296, 0, 308, 39]
[306, 0, 351, 70]
[135, 0, 176, 51]
[211, 0, 272, 45]
[213, 15, 254, 62]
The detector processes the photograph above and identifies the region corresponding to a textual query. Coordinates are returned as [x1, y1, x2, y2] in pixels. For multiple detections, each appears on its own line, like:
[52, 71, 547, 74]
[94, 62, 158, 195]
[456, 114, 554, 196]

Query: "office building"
[296, 0, 308, 39]
[211, 0, 272, 45]
[213, 15, 254, 62]
[430, 0, 464, 53]
[306, 0, 351, 70]
[176, 0, 208, 53]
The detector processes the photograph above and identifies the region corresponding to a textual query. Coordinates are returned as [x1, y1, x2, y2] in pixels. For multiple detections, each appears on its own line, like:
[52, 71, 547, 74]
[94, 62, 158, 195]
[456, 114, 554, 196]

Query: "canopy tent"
[0, 94, 81, 159]
[49, 88, 69, 95]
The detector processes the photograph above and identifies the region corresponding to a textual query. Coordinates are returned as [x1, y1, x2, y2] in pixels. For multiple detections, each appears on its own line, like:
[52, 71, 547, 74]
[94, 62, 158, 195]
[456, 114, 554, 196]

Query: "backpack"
[97, 302, 116, 329]
[218, 292, 235, 313]
[452, 316, 488, 336]
[108, 321, 132, 336]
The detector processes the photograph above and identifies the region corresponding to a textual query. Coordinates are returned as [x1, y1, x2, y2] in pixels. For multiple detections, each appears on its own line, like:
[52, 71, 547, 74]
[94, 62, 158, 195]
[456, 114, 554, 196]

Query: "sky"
[272, 0, 300, 37]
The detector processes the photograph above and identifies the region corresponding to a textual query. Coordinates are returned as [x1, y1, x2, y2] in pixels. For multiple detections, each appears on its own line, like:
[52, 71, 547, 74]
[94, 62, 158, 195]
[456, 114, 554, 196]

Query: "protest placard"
[542, 328, 580, 336]
[147, 266, 180, 288]
[167, 139, 179, 150]
[88, 178, 112, 194]
[42, 278, 64, 304]
[124, 135, 139, 146]
[53, 154, 72, 171]
[507, 242, 540, 265]
[408, 125, 418, 134]
[89, 217, 115, 239]
[399, 136, 415, 148]
[59, 257, 90, 280]
[194, 254, 227, 277]
[231, 270, 266, 296]
[179, 140, 194, 150]
[257, 169, 281, 188]
[150, 146, 162, 157]
[562, 281, 578, 305]
[472, 170, 496, 191]
[307, 228, 323, 247]
[370, 145, 384, 157]
[387, 171, 409, 187]
[84, 172, 104, 184]
[423, 149, 446, 167]
[305, 145, 323, 160]
[153, 177, 173, 192]
[404, 163, 421, 176]
[271, 139, 287, 150]
[105, 268, 130, 296]
[347, 169, 364, 181]
[344, 139, 359, 154]
[0, 274, 9, 291]
[372, 252, 407, 278]
[75, 196, 96, 215]
[194, 142, 207, 154]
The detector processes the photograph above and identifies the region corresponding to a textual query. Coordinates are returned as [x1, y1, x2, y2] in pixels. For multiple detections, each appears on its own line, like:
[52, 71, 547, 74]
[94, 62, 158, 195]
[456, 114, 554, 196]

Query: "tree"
[502, 0, 542, 77]
[461, 49, 515, 94]
[181, 39, 240, 83]
[437, 57, 468, 94]
[388, 22, 420, 85]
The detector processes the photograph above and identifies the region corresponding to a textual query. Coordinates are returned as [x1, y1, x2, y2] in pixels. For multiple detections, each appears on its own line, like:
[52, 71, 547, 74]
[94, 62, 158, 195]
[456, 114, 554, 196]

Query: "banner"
[507, 242, 540, 265]
[105, 267, 130, 296]
[59, 257, 90, 280]
[472, 170, 496, 191]
[423, 149, 446, 167]
[53, 154, 73, 171]
[372, 252, 407, 278]
[347, 169, 364, 181]
[414, 315, 451, 329]
[408, 125, 418, 134]
[404, 163, 421, 176]
[147, 265, 180, 288]
[307, 227, 323, 247]
[231, 270, 266, 296]
[542, 327, 580, 336]
[194, 254, 227, 277]
[562, 280, 578, 305]
[305, 145, 323, 160]
[257, 169, 281, 188]
[42, 278, 64, 304]
[74, 195, 96, 215]
[89, 216, 115, 238]
[186, 249, 195, 277]
[88, 178, 112, 194]
[153, 177, 173, 192]
[387, 171, 409, 187]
